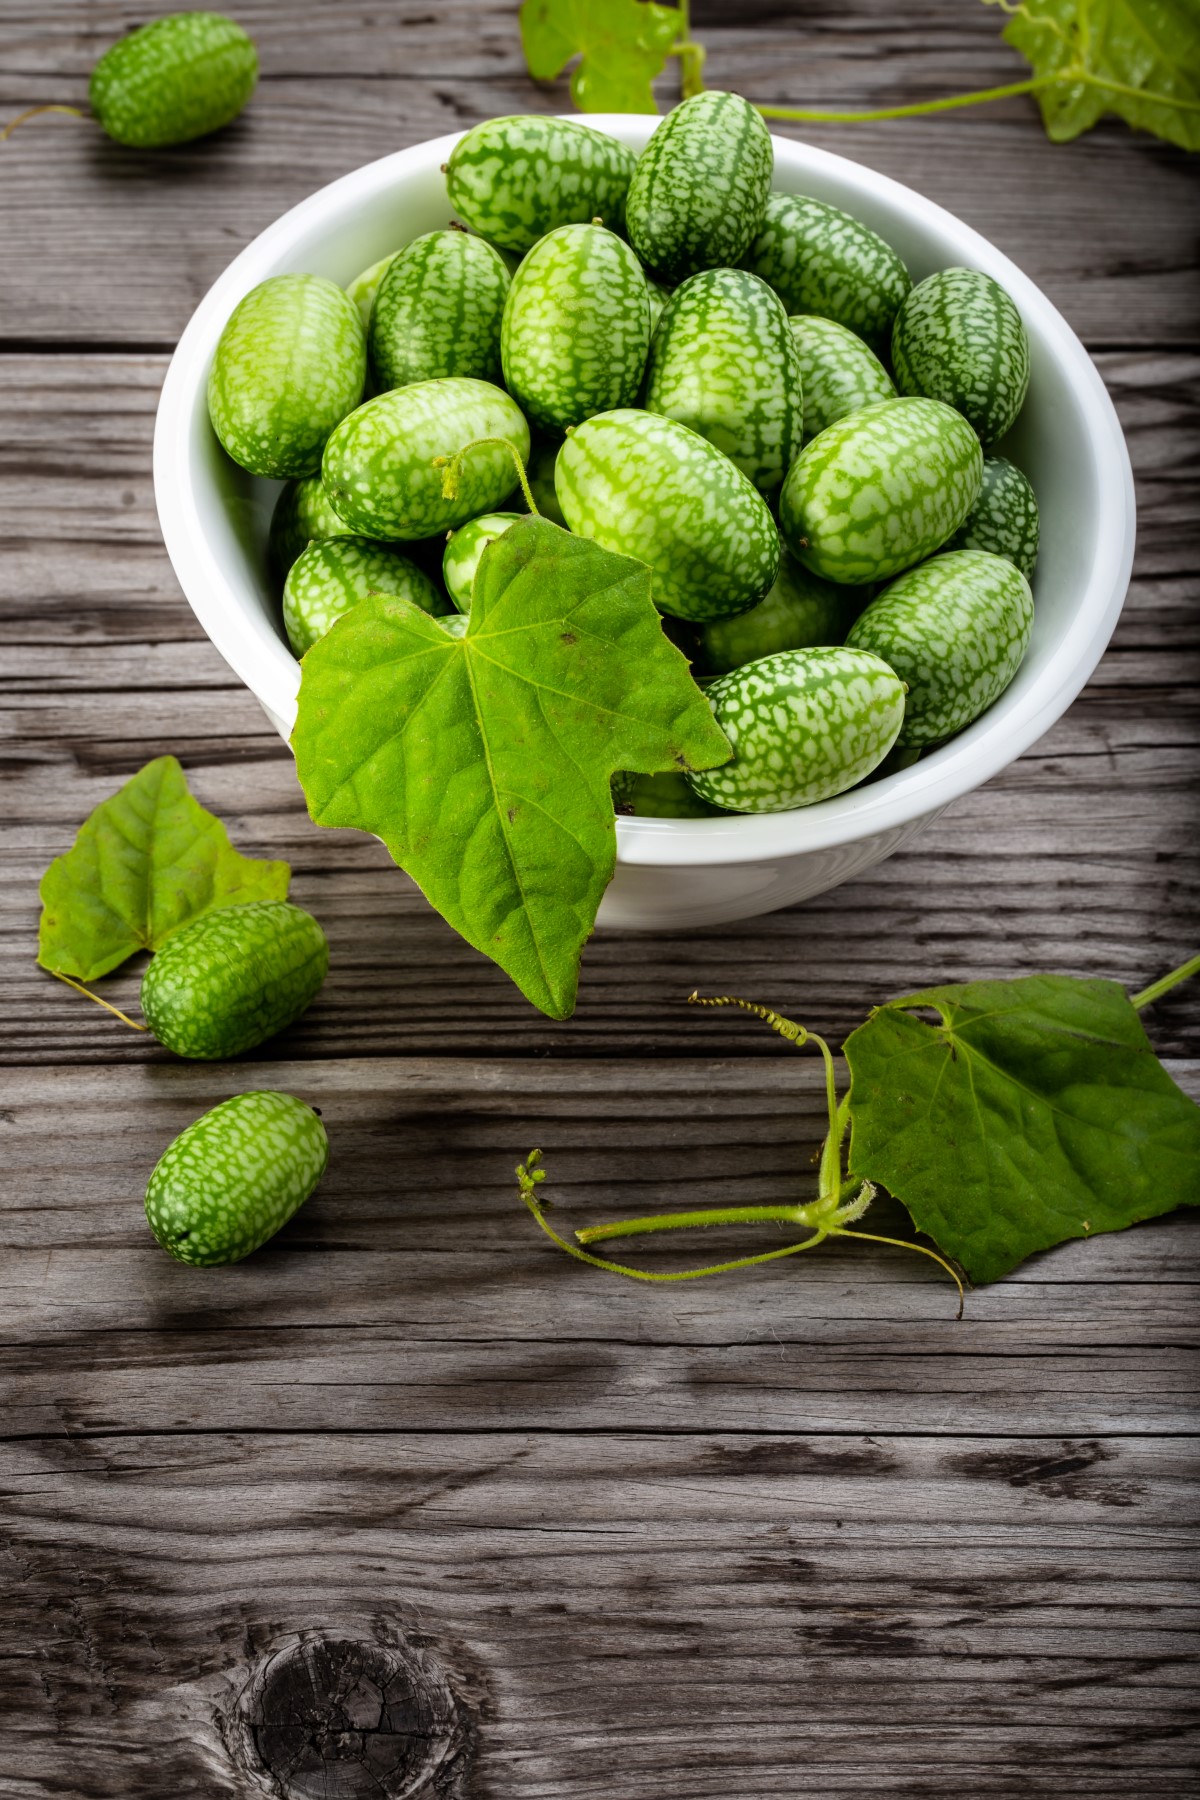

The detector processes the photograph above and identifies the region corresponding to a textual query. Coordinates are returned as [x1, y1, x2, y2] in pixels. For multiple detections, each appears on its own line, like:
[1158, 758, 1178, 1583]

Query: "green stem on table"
[1, 103, 85, 142]
[45, 968, 149, 1032]
[668, 0, 707, 100]
[755, 74, 1058, 125]
[1131, 954, 1200, 1011]
[433, 437, 538, 514]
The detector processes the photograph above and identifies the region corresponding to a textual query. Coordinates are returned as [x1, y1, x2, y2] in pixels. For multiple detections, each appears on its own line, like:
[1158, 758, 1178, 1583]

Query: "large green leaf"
[38, 756, 291, 981]
[996, 0, 1200, 150]
[845, 974, 1200, 1283]
[291, 515, 729, 1020]
[519, 0, 682, 112]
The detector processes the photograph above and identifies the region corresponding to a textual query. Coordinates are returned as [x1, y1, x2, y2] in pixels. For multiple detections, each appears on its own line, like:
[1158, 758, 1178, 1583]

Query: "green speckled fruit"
[140, 901, 329, 1060]
[443, 512, 522, 612]
[780, 397, 983, 586]
[446, 115, 636, 252]
[501, 223, 650, 433]
[891, 267, 1030, 445]
[370, 229, 511, 391]
[699, 548, 861, 675]
[322, 377, 529, 540]
[689, 647, 905, 813]
[284, 537, 449, 655]
[555, 408, 779, 622]
[208, 275, 366, 479]
[145, 1091, 328, 1266]
[846, 548, 1034, 745]
[790, 315, 896, 442]
[346, 253, 399, 328]
[944, 455, 1040, 579]
[625, 90, 773, 283]
[614, 771, 720, 818]
[89, 12, 257, 147]
[745, 193, 911, 352]
[268, 476, 357, 577]
[645, 268, 802, 494]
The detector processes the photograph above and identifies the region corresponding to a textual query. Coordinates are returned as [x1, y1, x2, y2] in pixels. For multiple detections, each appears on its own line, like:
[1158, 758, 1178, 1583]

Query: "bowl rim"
[153, 117, 1136, 871]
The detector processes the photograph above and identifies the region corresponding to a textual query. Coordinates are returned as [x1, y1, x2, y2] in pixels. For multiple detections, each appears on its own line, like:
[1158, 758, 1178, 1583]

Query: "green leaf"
[519, 0, 683, 113]
[291, 515, 729, 1020]
[844, 974, 1200, 1283]
[994, 0, 1200, 150]
[38, 756, 291, 982]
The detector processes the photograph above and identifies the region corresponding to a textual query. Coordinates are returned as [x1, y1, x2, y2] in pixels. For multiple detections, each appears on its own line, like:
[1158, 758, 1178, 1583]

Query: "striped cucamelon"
[268, 476, 356, 577]
[555, 408, 780, 622]
[283, 537, 449, 656]
[322, 378, 530, 540]
[144, 1091, 328, 1266]
[698, 548, 862, 676]
[208, 274, 366, 479]
[945, 456, 1040, 579]
[346, 253, 398, 329]
[445, 115, 636, 252]
[614, 771, 720, 818]
[780, 397, 983, 585]
[89, 12, 258, 147]
[744, 192, 911, 351]
[625, 90, 773, 284]
[891, 267, 1030, 445]
[443, 512, 522, 612]
[501, 223, 651, 433]
[846, 548, 1034, 744]
[369, 229, 511, 391]
[140, 900, 329, 1060]
[644, 268, 803, 494]
[789, 315, 896, 442]
[688, 647, 906, 812]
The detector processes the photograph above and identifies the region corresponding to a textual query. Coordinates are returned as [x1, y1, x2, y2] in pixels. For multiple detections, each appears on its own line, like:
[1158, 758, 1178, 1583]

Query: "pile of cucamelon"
[209, 92, 1039, 820]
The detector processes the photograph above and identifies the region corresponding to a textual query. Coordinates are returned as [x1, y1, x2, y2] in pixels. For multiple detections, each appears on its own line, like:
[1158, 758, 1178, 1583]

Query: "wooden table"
[3, 4, 1198, 1794]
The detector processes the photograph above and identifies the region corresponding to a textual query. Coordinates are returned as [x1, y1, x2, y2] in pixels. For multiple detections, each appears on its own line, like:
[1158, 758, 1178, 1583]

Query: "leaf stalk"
[1131, 953, 1200, 1011]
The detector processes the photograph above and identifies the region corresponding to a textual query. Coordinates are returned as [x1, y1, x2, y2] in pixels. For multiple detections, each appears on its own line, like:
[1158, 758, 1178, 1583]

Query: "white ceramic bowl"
[154, 118, 1135, 930]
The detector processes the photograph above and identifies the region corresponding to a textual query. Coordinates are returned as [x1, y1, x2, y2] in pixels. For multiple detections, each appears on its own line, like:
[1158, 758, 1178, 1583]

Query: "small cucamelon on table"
[145, 1091, 328, 1265]
[645, 267, 804, 494]
[284, 537, 449, 656]
[89, 12, 258, 147]
[321, 376, 529, 539]
[369, 229, 511, 391]
[556, 408, 780, 621]
[688, 647, 907, 813]
[208, 274, 366, 479]
[625, 90, 774, 283]
[745, 192, 912, 351]
[501, 223, 651, 433]
[891, 267, 1031, 445]
[446, 114, 637, 251]
[140, 900, 329, 1059]
[846, 549, 1035, 744]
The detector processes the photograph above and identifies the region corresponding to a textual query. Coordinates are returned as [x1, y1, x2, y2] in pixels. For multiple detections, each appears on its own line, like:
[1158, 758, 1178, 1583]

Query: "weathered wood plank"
[2, 1431, 1196, 1797]
[1, 1059, 1197, 1440]
[0, 5, 1196, 346]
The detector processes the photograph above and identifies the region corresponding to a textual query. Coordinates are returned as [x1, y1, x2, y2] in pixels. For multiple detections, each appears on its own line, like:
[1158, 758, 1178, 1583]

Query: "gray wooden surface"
[1, 3, 1198, 1795]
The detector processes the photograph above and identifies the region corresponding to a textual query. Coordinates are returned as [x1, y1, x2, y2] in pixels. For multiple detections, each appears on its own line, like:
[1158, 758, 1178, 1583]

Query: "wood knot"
[232, 1629, 471, 1798]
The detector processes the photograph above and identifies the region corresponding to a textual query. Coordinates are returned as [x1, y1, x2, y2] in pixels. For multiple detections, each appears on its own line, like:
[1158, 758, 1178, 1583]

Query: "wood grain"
[2, 1, 1199, 1793]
